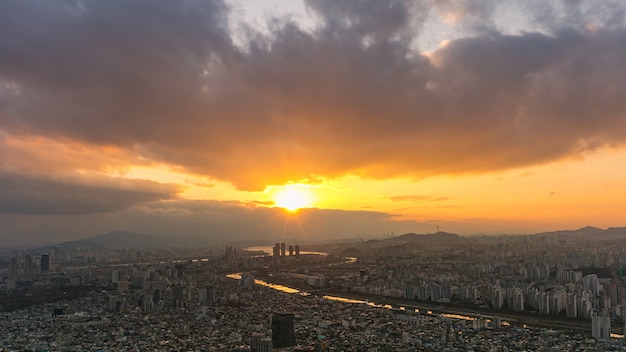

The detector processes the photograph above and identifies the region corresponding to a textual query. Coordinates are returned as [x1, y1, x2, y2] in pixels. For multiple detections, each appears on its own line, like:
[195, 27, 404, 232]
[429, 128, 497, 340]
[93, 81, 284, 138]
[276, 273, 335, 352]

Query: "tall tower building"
[173, 286, 184, 307]
[591, 311, 610, 340]
[273, 243, 280, 257]
[41, 253, 50, 274]
[8, 258, 18, 279]
[271, 313, 294, 348]
[280, 243, 286, 257]
[206, 285, 216, 304]
[24, 254, 34, 277]
[250, 333, 273, 352]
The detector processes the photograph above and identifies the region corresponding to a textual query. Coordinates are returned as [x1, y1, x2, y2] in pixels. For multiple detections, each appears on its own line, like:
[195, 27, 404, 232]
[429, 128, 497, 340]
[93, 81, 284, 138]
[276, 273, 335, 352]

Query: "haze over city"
[2, 0, 626, 246]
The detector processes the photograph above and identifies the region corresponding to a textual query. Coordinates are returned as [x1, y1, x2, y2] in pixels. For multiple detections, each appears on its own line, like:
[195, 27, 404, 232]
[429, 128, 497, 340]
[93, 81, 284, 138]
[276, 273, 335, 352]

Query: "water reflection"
[244, 246, 328, 256]
[243, 246, 357, 264]
[441, 313, 475, 321]
[227, 274, 513, 327]
[323, 296, 366, 304]
[256, 280, 302, 294]
[226, 273, 306, 295]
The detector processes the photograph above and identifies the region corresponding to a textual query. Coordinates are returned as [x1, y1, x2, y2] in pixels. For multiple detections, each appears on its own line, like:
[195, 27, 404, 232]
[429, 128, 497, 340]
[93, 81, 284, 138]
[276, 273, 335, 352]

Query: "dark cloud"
[0, 172, 178, 215]
[1, 0, 626, 190]
[524, 0, 626, 32]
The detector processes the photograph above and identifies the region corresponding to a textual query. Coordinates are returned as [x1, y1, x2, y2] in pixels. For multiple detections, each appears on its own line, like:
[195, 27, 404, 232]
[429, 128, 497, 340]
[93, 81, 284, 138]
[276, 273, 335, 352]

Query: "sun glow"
[273, 184, 314, 212]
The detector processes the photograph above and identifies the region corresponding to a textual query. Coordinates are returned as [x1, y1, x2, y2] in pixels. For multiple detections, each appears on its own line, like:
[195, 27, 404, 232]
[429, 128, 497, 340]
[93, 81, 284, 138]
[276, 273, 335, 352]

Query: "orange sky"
[120, 145, 626, 234]
[1, 0, 626, 245]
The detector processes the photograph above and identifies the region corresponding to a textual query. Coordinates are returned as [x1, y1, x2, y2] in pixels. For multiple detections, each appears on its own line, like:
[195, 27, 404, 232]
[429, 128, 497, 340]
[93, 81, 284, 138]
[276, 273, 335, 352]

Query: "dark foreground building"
[271, 313, 294, 348]
[41, 253, 50, 273]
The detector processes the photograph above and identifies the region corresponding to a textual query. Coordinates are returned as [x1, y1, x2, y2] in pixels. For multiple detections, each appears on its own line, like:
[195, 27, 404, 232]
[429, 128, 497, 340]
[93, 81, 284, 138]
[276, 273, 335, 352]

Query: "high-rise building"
[206, 285, 216, 304]
[493, 316, 502, 329]
[112, 270, 120, 283]
[591, 311, 610, 340]
[288, 245, 294, 257]
[271, 313, 294, 348]
[152, 289, 161, 303]
[8, 258, 18, 279]
[241, 273, 255, 289]
[250, 333, 273, 352]
[173, 286, 184, 307]
[280, 243, 286, 257]
[566, 293, 578, 318]
[294, 245, 300, 257]
[40, 253, 50, 274]
[24, 254, 34, 277]
[273, 243, 280, 257]
[583, 274, 600, 296]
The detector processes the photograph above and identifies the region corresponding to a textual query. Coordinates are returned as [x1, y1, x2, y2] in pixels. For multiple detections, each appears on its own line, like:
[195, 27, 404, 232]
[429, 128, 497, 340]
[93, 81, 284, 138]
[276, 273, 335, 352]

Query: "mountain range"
[28, 226, 626, 251]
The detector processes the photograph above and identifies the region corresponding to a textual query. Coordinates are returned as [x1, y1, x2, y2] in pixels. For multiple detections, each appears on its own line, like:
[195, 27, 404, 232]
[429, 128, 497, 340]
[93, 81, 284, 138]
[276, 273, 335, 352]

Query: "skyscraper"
[591, 311, 610, 340]
[173, 286, 184, 307]
[271, 313, 294, 348]
[8, 258, 17, 279]
[250, 333, 273, 352]
[24, 254, 34, 277]
[40, 253, 50, 274]
[273, 243, 280, 257]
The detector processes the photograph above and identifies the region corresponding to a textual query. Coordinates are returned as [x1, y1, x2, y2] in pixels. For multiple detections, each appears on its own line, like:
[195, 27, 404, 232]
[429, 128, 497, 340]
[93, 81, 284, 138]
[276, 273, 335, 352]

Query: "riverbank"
[248, 272, 618, 336]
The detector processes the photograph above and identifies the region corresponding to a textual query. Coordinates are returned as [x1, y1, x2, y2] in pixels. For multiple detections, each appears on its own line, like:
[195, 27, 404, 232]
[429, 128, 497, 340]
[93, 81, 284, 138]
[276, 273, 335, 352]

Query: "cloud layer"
[0, 172, 178, 215]
[1, 0, 626, 192]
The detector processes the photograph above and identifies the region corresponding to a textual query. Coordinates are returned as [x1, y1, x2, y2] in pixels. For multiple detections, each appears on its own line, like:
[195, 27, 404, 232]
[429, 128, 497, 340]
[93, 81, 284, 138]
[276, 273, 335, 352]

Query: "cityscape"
[3, 227, 626, 350]
[3, 0, 626, 350]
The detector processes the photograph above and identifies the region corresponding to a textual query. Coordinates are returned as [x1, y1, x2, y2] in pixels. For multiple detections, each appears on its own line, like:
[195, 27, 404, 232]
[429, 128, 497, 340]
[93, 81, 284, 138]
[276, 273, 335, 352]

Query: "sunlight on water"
[441, 313, 475, 321]
[228, 273, 513, 327]
[226, 273, 304, 294]
[254, 279, 301, 294]
[322, 295, 367, 304]
[244, 246, 328, 256]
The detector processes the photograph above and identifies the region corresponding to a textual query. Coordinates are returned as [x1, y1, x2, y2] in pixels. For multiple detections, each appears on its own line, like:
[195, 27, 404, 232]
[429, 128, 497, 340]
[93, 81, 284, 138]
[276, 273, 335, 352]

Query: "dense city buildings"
[3, 228, 626, 350]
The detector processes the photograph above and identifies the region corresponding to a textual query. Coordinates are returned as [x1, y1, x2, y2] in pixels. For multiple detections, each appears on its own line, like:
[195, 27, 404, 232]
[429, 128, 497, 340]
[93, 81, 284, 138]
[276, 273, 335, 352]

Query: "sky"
[1, 0, 626, 246]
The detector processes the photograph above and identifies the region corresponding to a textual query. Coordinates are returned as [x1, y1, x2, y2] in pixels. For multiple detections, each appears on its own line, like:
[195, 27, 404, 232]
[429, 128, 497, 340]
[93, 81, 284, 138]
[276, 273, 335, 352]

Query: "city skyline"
[2, 0, 626, 245]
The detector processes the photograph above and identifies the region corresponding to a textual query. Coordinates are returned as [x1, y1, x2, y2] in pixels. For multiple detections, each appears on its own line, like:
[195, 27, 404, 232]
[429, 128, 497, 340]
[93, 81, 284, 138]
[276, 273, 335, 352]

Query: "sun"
[273, 184, 314, 212]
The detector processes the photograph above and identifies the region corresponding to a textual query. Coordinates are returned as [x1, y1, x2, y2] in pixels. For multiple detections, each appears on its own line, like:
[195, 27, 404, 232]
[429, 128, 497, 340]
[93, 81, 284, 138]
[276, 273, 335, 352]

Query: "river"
[225, 273, 626, 337]
[226, 273, 497, 324]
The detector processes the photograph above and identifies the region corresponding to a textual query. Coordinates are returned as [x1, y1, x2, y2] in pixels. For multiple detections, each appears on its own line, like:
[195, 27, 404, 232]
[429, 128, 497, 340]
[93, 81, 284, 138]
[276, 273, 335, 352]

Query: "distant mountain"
[535, 226, 626, 240]
[389, 231, 464, 243]
[333, 231, 466, 257]
[544, 226, 605, 236]
[86, 230, 168, 248]
[45, 230, 213, 250]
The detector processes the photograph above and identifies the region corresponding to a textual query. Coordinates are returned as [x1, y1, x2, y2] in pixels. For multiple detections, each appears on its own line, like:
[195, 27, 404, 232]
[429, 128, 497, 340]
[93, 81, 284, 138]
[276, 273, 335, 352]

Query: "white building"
[591, 311, 610, 340]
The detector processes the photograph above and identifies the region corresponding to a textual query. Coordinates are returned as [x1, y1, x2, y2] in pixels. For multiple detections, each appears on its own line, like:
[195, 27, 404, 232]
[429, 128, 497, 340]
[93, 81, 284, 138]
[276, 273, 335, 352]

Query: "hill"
[41, 230, 210, 251]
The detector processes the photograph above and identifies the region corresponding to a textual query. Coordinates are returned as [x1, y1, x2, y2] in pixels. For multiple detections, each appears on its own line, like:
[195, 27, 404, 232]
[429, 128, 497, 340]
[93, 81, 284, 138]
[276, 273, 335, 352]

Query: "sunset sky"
[1, 0, 626, 246]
